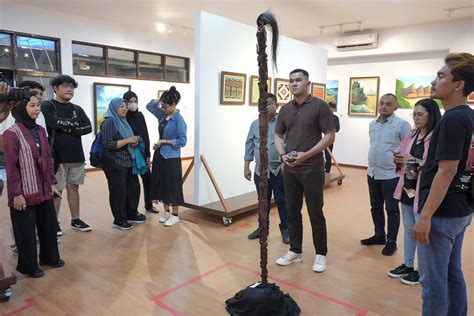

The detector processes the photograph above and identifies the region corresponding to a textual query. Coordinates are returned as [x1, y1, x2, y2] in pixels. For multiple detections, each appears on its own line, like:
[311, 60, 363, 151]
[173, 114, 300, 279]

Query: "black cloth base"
[225, 283, 300, 316]
[151, 151, 184, 205]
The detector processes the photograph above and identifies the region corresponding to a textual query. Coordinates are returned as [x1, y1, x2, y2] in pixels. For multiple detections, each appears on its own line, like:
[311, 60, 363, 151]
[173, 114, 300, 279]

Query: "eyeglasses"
[411, 112, 428, 118]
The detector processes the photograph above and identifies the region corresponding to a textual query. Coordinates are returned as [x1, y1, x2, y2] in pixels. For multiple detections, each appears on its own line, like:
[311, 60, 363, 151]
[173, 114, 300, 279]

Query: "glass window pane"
[16, 36, 58, 72]
[0, 33, 13, 68]
[139, 53, 163, 80]
[165, 56, 188, 82]
[108, 49, 136, 78]
[72, 43, 105, 76]
[20, 74, 55, 100]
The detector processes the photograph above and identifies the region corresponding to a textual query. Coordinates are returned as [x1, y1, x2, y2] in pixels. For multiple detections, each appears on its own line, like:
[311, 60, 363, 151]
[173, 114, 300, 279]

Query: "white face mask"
[128, 102, 138, 112]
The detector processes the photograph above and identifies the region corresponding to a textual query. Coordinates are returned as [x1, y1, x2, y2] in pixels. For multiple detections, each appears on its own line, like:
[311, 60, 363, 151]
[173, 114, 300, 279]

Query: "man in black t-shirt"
[413, 53, 474, 316]
[42, 75, 92, 234]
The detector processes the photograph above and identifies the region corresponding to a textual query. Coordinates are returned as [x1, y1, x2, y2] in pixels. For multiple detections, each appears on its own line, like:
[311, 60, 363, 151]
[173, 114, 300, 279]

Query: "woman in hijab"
[101, 98, 146, 230]
[3, 94, 63, 278]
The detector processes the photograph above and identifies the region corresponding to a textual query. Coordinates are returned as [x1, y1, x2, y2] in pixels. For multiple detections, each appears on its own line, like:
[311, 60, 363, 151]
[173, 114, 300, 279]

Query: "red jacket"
[3, 123, 56, 207]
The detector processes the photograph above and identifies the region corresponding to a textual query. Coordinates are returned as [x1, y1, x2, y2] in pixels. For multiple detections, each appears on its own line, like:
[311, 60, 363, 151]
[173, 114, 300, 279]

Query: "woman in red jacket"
[3, 94, 64, 278]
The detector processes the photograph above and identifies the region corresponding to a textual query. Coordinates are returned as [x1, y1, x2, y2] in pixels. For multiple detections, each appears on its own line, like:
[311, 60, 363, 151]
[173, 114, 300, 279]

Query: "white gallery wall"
[194, 11, 327, 205]
[0, 1, 195, 162]
[308, 18, 474, 167]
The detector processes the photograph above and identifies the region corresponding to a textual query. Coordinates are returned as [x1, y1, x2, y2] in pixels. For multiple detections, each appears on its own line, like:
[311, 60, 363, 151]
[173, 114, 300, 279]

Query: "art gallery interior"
[0, 0, 473, 314]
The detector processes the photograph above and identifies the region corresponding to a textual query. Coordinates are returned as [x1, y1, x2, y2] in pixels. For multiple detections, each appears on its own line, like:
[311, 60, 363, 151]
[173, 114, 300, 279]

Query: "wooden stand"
[324, 148, 345, 186]
[0, 244, 15, 302]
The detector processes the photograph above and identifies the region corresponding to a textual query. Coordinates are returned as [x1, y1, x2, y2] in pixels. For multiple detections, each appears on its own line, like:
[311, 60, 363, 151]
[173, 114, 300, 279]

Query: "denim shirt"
[244, 116, 281, 177]
[146, 100, 187, 159]
[368, 114, 411, 180]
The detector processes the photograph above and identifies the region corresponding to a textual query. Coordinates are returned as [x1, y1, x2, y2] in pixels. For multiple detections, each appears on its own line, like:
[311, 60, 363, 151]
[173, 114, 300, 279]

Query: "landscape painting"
[326, 80, 338, 107]
[348, 77, 379, 117]
[395, 76, 441, 108]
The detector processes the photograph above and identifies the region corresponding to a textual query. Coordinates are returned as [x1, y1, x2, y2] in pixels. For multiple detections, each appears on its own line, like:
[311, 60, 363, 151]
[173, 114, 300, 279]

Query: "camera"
[1, 86, 32, 102]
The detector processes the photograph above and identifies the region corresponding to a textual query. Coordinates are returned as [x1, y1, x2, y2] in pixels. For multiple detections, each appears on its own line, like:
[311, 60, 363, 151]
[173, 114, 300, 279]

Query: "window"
[165, 56, 188, 83]
[18, 72, 55, 100]
[108, 48, 136, 78]
[16, 36, 58, 72]
[0, 33, 12, 68]
[139, 52, 163, 80]
[72, 43, 105, 75]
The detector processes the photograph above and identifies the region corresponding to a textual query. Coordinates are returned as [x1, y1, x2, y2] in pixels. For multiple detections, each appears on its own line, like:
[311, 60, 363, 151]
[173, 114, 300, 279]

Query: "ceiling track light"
[155, 21, 193, 35]
[318, 20, 363, 35]
[444, 5, 474, 19]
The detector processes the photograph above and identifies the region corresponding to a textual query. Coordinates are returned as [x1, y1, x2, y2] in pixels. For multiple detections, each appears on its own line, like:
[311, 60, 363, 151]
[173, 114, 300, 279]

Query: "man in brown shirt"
[275, 69, 336, 273]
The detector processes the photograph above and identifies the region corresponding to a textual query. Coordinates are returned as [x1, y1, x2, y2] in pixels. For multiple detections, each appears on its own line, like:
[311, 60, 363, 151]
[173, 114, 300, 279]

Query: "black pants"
[102, 155, 140, 224]
[140, 168, 153, 210]
[324, 144, 334, 173]
[367, 176, 400, 242]
[254, 172, 288, 229]
[283, 167, 327, 255]
[10, 199, 60, 275]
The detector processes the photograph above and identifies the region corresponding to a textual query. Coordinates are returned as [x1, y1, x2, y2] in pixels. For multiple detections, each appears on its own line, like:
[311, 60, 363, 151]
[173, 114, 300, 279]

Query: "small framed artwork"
[274, 78, 292, 105]
[326, 80, 338, 109]
[220, 71, 247, 105]
[249, 75, 272, 106]
[93, 82, 131, 133]
[468, 92, 474, 104]
[311, 82, 326, 100]
[348, 76, 380, 117]
[157, 90, 166, 99]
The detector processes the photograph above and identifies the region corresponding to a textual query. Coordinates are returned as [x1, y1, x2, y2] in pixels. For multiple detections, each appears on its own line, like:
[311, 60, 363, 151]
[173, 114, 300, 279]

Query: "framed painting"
[326, 80, 338, 109]
[348, 77, 380, 117]
[157, 90, 166, 99]
[274, 78, 292, 105]
[93, 83, 131, 133]
[311, 82, 326, 100]
[468, 92, 474, 104]
[220, 71, 247, 105]
[249, 75, 272, 106]
[395, 75, 442, 108]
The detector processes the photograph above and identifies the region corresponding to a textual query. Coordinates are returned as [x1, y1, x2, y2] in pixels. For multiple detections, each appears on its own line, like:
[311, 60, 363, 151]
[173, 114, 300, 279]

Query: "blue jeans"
[417, 214, 472, 316]
[254, 172, 288, 230]
[367, 176, 400, 242]
[401, 203, 420, 268]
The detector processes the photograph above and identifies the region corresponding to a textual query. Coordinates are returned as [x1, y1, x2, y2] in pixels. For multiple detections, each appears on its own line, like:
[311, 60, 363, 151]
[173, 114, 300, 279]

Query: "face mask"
[128, 102, 138, 112]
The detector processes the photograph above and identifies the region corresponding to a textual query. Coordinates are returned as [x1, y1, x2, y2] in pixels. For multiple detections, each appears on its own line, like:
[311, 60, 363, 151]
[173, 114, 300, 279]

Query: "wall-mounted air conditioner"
[334, 33, 378, 51]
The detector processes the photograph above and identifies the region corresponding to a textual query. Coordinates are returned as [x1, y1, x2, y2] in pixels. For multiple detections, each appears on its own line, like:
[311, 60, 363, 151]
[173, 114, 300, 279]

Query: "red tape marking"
[181, 218, 199, 225]
[3, 298, 37, 316]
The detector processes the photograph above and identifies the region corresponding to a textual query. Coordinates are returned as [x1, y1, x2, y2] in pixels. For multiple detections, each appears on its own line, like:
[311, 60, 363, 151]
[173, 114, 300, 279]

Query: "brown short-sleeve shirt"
[275, 95, 336, 172]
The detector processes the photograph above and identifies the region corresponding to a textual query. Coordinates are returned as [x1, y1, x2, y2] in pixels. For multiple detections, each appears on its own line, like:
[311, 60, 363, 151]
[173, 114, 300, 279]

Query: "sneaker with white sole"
[159, 212, 171, 223]
[276, 251, 303, 266]
[164, 215, 180, 226]
[312, 254, 327, 273]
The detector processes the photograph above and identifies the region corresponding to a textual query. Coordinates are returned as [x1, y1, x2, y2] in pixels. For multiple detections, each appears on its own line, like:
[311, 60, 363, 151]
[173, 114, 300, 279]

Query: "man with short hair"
[413, 52, 474, 316]
[274, 69, 336, 273]
[362, 93, 411, 256]
[41, 75, 92, 234]
[244, 93, 289, 244]
[324, 102, 340, 173]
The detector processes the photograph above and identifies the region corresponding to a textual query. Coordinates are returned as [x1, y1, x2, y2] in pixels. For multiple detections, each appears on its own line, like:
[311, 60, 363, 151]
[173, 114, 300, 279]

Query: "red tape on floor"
[3, 298, 37, 316]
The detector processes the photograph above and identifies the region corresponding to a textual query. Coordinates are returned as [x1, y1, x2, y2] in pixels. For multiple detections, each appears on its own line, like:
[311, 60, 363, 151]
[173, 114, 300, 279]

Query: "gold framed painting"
[468, 92, 474, 104]
[220, 71, 247, 105]
[311, 82, 326, 100]
[348, 76, 380, 117]
[274, 78, 292, 105]
[157, 90, 166, 99]
[249, 75, 272, 106]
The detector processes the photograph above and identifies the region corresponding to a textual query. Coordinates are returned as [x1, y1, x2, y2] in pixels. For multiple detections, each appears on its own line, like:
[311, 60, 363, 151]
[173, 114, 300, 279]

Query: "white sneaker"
[276, 251, 303, 266]
[159, 212, 171, 223]
[164, 215, 180, 227]
[312, 254, 327, 273]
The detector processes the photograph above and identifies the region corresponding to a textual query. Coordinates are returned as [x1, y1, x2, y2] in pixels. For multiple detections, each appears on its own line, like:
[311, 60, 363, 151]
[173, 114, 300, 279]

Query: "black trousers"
[102, 155, 140, 224]
[140, 168, 153, 210]
[10, 198, 60, 275]
[283, 167, 327, 256]
[324, 144, 334, 173]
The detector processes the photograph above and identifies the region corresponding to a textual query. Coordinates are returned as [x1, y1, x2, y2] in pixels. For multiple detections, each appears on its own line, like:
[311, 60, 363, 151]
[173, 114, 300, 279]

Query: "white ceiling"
[13, 0, 474, 40]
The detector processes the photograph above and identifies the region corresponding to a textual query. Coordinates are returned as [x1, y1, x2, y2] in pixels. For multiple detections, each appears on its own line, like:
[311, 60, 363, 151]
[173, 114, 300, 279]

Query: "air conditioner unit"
[334, 33, 378, 51]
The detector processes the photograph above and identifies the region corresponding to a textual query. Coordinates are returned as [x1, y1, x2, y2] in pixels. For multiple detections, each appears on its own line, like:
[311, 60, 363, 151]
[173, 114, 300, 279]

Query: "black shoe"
[28, 269, 45, 278]
[40, 259, 65, 268]
[128, 212, 146, 223]
[248, 228, 261, 240]
[71, 218, 92, 232]
[281, 228, 290, 244]
[382, 241, 397, 256]
[360, 235, 386, 245]
[145, 206, 159, 214]
[113, 221, 134, 230]
[401, 271, 420, 285]
[388, 264, 413, 278]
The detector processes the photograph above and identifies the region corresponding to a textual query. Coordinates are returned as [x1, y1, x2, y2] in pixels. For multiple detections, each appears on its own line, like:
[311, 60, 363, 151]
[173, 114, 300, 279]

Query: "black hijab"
[11, 100, 36, 129]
